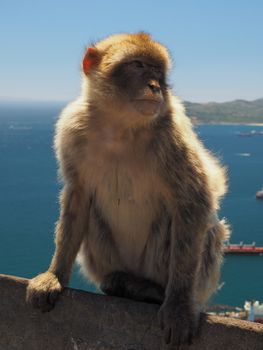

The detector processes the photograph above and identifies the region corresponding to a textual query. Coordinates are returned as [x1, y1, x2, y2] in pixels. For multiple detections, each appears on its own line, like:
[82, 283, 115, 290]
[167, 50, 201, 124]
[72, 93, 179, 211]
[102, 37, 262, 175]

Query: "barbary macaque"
[27, 32, 229, 347]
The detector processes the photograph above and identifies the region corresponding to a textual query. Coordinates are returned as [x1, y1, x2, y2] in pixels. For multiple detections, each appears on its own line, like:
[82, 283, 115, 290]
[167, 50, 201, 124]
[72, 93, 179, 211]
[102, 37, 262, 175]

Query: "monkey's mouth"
[133, 98, 163, 115]
[135, 98, 162, 103]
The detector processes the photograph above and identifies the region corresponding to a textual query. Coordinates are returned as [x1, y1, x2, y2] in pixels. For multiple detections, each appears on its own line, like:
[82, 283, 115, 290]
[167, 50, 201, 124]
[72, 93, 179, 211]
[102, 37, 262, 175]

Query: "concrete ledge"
[0, 274, 263, 349]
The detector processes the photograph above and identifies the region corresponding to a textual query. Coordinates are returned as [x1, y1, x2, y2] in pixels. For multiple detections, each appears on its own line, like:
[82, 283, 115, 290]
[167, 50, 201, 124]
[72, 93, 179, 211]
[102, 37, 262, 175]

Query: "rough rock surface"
[0, 274, 263, 349]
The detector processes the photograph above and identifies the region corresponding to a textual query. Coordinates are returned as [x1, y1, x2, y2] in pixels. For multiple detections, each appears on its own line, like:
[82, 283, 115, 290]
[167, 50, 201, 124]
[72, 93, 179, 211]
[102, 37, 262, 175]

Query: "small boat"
[256, 189, 263, 199]
[237, 130, 263, 137]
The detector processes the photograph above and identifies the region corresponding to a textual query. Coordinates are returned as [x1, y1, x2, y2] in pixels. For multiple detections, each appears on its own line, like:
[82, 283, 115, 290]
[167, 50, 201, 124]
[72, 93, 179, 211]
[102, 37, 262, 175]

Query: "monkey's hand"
[26, 271, 63, 312]
[158, 300, 199, 348]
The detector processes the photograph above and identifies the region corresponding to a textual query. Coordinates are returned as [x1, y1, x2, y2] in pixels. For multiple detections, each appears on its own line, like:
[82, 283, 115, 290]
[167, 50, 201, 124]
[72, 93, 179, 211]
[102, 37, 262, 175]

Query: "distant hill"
[185, 98, 263, 124]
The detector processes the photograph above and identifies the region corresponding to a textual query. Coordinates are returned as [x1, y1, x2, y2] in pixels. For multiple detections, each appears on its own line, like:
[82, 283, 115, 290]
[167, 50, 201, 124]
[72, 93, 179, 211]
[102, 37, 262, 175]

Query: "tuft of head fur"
[87, 32, 171, 74]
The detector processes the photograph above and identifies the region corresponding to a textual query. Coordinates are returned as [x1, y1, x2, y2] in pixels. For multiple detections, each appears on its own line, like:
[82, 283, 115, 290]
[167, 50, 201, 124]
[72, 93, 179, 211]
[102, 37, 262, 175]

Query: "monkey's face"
[110, 58, 168, 118]
[82, 33, 171, 126]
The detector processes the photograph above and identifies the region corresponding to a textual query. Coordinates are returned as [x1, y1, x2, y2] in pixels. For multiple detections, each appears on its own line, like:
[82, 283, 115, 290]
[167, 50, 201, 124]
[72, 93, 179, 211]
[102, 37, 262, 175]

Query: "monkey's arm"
[26, 185, 88, 311]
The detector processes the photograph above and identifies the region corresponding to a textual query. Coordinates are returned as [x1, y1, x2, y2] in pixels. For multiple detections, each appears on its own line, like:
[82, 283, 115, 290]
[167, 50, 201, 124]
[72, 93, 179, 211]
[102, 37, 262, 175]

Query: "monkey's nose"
[148, 80, 161, 94]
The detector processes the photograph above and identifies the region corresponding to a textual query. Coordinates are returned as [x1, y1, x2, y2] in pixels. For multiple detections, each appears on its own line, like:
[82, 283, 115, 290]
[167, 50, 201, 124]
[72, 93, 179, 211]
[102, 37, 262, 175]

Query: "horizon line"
[0, 96, 262, 105]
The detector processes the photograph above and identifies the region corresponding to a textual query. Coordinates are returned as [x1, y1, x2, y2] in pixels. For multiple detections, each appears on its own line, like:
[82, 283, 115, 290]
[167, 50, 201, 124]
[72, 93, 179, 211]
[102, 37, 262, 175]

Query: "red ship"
[224, 242, 263, 255]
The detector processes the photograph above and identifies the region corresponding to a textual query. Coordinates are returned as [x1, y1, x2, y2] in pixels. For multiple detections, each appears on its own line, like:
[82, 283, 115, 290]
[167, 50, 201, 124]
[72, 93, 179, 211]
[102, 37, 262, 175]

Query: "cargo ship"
[224, 242, 263, 255]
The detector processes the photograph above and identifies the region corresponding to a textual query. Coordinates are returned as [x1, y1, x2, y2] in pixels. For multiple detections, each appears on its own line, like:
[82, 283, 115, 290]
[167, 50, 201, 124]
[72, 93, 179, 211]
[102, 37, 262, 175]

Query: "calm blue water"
[0, 107, 263, 307]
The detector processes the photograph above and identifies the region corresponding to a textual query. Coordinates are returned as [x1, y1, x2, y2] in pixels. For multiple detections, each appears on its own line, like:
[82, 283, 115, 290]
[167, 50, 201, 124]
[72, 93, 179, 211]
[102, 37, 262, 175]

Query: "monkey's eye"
[125, 60, 145, 69]
[132, 60, 145, 68]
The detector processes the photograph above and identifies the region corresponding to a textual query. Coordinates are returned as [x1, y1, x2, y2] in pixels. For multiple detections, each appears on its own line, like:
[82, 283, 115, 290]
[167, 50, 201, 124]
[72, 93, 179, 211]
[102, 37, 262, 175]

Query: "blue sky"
[1, 0, 262, 102]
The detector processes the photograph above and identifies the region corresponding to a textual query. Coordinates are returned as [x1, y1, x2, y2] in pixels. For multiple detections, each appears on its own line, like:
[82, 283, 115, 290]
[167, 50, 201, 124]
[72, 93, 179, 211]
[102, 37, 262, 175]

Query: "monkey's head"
[82, 33, 171, 127]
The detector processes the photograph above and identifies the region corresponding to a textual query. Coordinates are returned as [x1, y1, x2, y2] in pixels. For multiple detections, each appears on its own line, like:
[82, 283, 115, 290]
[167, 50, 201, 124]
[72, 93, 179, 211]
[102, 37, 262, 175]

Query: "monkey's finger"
[41, 302, 54, 313]
[31, 294, 41, 309]
[186, 321, 197, 345]
[164, 326, 172, 345]
[25, 289, 33, 305]
[173, 326, 191, 348]
[38, 291, 52, 311]
[188, 332, 193, 346]
[157, 311, 164, 330]
[27, 289, 41, 309]
[48, 288, 61, 305]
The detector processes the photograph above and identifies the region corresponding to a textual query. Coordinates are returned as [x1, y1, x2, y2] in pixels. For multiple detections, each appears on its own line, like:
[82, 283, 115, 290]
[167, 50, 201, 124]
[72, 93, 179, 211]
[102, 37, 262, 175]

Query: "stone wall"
[0, 274, 263, 349]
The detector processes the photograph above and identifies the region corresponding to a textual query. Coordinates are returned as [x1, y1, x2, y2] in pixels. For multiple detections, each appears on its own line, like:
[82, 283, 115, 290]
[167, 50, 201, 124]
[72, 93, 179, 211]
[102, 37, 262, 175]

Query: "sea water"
[0, 106, 262, 307]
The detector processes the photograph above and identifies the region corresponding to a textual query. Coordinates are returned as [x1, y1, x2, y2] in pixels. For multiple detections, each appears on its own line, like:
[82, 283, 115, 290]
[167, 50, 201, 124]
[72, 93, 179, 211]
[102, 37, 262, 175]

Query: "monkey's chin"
[133, 100, 162, 117]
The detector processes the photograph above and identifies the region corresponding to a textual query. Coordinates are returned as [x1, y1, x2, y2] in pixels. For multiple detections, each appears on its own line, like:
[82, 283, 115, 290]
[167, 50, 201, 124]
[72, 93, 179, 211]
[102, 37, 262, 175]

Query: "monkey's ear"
[82, 47, 101, 75]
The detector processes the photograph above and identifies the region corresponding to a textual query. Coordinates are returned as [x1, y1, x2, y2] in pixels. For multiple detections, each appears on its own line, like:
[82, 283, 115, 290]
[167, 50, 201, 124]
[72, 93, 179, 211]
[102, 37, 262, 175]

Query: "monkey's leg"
[196, 219, 230, 307]
[158, 210, 209, 348]
[100, 271, 165, 304]
[26, 186, 88, 312]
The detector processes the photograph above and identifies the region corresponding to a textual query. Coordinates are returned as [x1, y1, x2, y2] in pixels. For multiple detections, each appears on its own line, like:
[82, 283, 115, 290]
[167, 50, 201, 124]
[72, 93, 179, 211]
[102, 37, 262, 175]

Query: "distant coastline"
[196, 122, 263, 126]
[185, 98, 263, 125]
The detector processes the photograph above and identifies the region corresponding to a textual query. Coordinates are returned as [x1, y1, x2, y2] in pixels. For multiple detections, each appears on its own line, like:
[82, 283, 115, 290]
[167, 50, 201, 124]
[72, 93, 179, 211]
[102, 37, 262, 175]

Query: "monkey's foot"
[100, 271, 164, 304]
[26, 271, 63, 312]
[158, 301, 199, 348]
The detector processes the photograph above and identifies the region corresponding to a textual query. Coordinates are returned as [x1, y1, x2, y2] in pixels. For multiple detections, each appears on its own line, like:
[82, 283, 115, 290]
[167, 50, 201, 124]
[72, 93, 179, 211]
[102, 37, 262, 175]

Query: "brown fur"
[26, 32, 230, 347]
